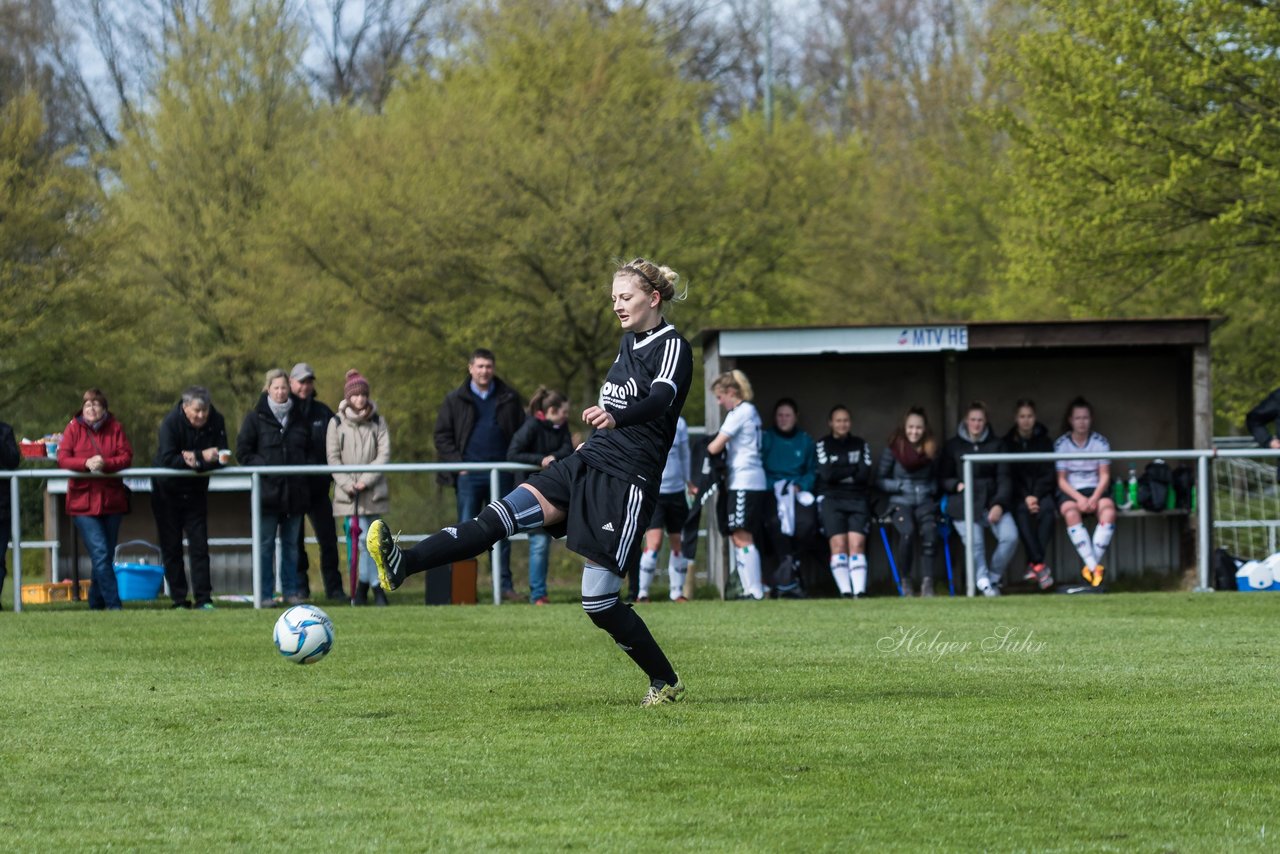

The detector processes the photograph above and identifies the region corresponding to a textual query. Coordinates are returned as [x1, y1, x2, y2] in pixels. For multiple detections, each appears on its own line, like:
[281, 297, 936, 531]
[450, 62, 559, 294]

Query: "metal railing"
[2, 462, 535, 612]
[958, 448, 1280, 596]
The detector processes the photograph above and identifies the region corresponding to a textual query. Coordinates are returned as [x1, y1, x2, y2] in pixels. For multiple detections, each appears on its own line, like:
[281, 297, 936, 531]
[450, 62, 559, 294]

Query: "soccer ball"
[273, 604, 334, 664]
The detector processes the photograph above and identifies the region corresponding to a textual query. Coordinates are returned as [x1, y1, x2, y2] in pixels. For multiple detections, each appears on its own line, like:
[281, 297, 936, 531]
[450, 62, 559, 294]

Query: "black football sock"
[584, 601, 678, 685]
[401, 500, 513, 576]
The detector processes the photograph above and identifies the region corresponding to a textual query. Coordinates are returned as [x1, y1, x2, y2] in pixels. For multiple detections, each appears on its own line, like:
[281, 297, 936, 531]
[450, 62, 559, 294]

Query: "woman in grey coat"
[876, 406, 941, 596]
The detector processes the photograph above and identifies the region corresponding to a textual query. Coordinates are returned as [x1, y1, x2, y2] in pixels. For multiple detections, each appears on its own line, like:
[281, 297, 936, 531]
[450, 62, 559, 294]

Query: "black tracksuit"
[1002, 422, 1057, 565]
[152, 402, 229, 606]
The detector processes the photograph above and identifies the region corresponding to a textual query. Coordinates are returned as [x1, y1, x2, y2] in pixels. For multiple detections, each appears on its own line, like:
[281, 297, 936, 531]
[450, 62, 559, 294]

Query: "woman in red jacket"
[58, 388, 134, 610]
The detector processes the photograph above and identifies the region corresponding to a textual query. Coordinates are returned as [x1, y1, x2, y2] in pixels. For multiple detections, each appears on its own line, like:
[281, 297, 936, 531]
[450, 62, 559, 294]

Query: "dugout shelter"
[700, 318, 1216, 596]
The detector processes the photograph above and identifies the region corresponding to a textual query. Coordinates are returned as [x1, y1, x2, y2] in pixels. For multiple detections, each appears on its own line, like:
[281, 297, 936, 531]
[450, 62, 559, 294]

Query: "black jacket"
[1246, 388, 1280, 447]
[297, 395, 336, 497]
[433, 376, 524, 487]
[507, 415, 573, 485]
[814, 433, 873, 501]
[1002, 422, 1056, 502]
[153, 401, 229, 496]
[0, 421, 17, 517]
[235, 393, 312, 515]
[875, 445, 939, 509]
[941, 424, 1012, 520]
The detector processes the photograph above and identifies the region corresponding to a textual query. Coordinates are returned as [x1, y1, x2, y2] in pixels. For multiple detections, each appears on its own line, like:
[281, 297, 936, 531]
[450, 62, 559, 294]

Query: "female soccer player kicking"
[367, 258, 691, 707]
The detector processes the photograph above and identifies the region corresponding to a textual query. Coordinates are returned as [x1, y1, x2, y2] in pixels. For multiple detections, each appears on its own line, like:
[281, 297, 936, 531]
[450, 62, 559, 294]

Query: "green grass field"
[2, 592, 1277, 852]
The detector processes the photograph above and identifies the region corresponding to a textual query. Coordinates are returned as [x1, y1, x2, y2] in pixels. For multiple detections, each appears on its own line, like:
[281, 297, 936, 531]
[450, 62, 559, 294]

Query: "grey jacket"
[875, 446, 939, 509]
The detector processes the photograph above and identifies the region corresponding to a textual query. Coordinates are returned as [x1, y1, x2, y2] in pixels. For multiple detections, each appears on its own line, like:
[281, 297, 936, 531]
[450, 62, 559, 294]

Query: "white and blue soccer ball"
[273, 604, 334, 664]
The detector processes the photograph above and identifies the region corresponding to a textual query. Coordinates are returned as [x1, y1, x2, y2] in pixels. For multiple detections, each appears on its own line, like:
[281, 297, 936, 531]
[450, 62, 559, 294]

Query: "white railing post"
[490, 466, 502, 606]
[1197, 453, 1211, 591]
[10, 475, 21, 613]
[250, 472, 262, 609]
[962, 456, 976, 597]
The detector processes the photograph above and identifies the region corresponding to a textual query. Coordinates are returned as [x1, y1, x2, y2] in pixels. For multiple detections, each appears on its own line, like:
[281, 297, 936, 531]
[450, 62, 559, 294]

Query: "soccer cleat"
[1090, 564, 1105, 587]
[1036, 565, 1054, 590]
[635, 594, 650, 603]
[367, 519, 406, 591]
[1022, 564, 1040, 582]
[641, 679, 686, 707]
[1081, 565, 1094, 585]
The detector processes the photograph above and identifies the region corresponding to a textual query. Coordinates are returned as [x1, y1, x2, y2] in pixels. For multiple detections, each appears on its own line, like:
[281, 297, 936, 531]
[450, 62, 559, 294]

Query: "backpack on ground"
[1213, 547, 1244, 591]
[1136, 460, 1172, 512]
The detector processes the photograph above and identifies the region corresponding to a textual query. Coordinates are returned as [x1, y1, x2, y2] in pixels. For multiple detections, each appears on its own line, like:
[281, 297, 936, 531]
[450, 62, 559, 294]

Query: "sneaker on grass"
[641, 679, 685, 708]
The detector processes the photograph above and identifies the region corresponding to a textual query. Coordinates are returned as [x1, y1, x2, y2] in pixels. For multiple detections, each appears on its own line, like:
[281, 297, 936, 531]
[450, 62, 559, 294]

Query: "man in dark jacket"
[153, 387, 228, 609]
[941, 402, 1017, 596]
[434, 348, 524, 601]
[0, 419, 19, 609]
[289, 363, 343, 602]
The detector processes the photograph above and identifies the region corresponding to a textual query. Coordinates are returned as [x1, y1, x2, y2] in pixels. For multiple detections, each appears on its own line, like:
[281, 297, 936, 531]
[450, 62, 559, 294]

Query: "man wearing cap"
[435, 348, 525, 602]
[290, 362, 344, 602]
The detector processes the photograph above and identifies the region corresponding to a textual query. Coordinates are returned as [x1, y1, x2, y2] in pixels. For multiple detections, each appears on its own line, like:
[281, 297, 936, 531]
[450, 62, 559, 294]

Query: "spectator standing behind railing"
[236, 369, 311, 607]
[876, 406, 940, 597]
[435, 348, 525, 603]
[1246, 387, 1280, 478]
[815, 405, 873, 599]
[761, 398, 816, 598]
[0, 419, 18, 610]
[1003, 400, 1057, 592]
[327, 370, 391, 606]
[941, 401, 1016, 597]
[152, 386, 228, 610]
[1054, 396, 1116, 588]
[57, 389, 133, 610]
[507, 387, 573, 606]
[290, 363, 344, 603]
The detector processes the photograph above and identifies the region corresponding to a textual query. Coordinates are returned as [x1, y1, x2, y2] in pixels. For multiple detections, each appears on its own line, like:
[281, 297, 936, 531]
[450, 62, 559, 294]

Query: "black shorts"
[820, 496, 870, 537]
[1057, 485, 1110, 509]
[647, 491, 689, 534]
[722, 489, 770, 534]
[523, 455, 656, 577]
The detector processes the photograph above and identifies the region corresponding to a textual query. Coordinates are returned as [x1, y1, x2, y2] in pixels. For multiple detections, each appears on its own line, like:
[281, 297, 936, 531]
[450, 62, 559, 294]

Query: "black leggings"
[1011, 496, 1057, 565]
[887, 503, 938, 584]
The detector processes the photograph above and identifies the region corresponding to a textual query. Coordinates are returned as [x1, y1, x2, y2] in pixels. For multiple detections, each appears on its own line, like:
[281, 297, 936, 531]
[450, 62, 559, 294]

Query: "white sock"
[638, 549, 657, 597]
[667, 553, 687, 600]
[737, 545, 764, 599]
[1091, 523, 1114, 564]
[830, 553, 852, 595]
[1068, 524, 1097, 569]
[850, 554, 868, 596]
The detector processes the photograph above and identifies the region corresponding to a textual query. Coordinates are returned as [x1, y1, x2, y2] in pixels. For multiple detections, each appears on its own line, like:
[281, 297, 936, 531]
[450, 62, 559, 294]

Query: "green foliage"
[994, 0, 1280, 423]
[0, 90, 98, 433]
[1, 595, 1278, 849]
[96, 0, 318, 456]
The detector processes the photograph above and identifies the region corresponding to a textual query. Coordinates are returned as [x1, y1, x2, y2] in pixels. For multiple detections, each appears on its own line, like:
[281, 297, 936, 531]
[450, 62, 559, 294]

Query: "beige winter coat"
[326, 400, 391, 516]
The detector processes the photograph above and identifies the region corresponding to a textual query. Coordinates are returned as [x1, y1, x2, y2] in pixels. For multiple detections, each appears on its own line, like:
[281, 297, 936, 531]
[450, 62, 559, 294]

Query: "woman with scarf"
[236, 368, 312, 606]
[327, 369, 392, 605]
[875, 407, 941, 597]
[58, 388, 134, 610]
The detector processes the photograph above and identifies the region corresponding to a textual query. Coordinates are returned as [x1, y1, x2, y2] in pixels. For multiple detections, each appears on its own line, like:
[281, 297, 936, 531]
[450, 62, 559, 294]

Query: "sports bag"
[1137, 460, 1172, 512]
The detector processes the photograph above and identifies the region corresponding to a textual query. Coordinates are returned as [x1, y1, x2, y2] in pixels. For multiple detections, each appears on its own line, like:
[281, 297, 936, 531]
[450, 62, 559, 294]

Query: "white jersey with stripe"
[1054, 431, 1111, 490]
[659, 416, 691, 494]
[577, 320, 693, 486]
[718, 401, 768, 491]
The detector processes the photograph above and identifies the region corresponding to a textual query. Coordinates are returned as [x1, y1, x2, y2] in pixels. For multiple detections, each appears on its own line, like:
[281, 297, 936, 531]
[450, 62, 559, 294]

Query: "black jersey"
[814, 433, 873, 501]
[576, 320, 693, 486]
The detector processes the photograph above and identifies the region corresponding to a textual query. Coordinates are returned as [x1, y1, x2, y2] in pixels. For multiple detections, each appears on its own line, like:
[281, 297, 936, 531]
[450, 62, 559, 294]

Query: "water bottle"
[1126, 465, 1139, 510]
[1113, 481, 1126, 506]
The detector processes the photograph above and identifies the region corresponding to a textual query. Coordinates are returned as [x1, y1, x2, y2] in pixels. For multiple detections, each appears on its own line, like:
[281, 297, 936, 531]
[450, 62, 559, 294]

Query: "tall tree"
[101, 0, 318, 427]
[994, 0, 1280, 423]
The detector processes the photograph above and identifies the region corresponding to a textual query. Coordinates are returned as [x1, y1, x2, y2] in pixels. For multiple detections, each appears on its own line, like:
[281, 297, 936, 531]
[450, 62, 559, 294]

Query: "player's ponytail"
[711, 369, 754, 402]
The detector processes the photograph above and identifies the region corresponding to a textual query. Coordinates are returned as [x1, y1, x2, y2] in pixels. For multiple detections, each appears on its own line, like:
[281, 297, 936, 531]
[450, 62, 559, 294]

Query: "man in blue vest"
[434, 349, 525, 601]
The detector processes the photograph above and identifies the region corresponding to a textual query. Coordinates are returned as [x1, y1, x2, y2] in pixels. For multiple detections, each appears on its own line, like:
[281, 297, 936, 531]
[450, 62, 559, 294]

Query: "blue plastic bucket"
[115, 563, 164, 600]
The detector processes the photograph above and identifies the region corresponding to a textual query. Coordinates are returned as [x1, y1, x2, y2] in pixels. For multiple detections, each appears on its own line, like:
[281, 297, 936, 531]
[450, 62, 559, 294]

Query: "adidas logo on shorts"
[601, 522, 615, 532]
